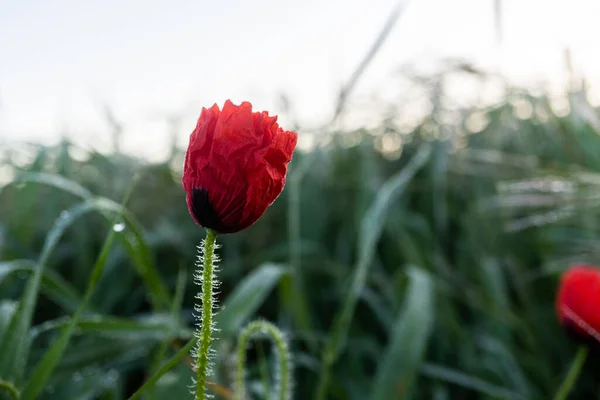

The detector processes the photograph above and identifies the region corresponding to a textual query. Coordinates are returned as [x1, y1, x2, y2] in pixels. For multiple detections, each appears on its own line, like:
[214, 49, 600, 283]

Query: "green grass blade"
[20, 183, 135, 400]
[369, 267, 435, 400]
[127, 337, 198, 400]
[2, 171, 92, 199]
[48, 337, 149, 374]
[92, 197, 171, 310]
[317, 144, 432, 396]
[421, 363, 526, 399]
[148, 265, 188, 400]
[0, 301, 18, 345]
[285, 168, 314, 337]
[21, 224, 118, 398]
[480, 336, 531, 396]
[216, 263, 286, 335]
[0, 173, 116, 385]
[30, 315, 192, 342]
[2, 171, 170, 310]
[0, 260, 82, 313]
[0, 195, 153, 385]
[0, 199, 106, 383]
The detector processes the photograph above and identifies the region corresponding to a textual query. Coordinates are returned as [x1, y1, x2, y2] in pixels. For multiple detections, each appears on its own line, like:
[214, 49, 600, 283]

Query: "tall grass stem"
[553, 346, 588, 400]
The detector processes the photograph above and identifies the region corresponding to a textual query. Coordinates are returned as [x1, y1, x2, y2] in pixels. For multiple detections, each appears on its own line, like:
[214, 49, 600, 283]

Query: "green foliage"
[370, 267, 435, 400]
[216, 263, 286, 336]
[2, 74, 600, 399]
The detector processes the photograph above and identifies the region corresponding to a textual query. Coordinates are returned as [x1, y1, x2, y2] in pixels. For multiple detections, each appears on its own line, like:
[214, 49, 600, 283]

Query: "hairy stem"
[194, 229, 218, 400]
[553, 346, 588, 400]
[235, 320, 292, 400]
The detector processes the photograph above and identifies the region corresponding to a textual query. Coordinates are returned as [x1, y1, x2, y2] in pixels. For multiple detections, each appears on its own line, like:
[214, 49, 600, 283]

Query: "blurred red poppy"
[183, 100, 298, 233]
[556, 264, 600, 344]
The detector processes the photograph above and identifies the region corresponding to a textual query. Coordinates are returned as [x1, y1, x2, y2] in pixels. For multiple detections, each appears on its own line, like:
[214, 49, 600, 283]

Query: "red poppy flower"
[182, 100, 298, 234]
[556, 264, 600, 343]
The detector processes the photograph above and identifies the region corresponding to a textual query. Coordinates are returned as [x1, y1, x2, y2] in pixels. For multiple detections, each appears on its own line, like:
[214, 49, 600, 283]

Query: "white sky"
[1, 0, 599, 159]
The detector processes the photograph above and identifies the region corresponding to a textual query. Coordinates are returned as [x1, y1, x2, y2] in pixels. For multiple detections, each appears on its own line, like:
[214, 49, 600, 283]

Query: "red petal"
[557, 264, 600, 342]
[182, 100, 298, 233]
[183, 104, 220, 194]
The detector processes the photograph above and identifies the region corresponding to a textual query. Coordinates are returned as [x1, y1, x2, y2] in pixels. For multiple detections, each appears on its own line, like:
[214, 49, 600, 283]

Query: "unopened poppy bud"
[556, 264, 600, 345]
[183, 100, 298, 233]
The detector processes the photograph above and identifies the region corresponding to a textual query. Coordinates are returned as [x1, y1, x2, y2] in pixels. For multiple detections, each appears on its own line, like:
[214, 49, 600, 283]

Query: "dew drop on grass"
[59, 210, 70, 219]
[112, 222, 126, 232]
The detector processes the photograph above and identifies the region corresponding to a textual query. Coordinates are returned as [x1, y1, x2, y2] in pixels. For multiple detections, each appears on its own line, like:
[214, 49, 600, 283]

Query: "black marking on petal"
[191, 188, 222, 232]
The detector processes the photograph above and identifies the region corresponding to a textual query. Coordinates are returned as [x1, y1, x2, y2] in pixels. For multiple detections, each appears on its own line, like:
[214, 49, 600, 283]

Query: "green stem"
[235, 320, 292, 400]
[553, 346, 588, 400]
[194, 229, 218, 400]
[128, 337, 198, 400]
[315, 357, 332, 400]
[0, 379, 20, 400]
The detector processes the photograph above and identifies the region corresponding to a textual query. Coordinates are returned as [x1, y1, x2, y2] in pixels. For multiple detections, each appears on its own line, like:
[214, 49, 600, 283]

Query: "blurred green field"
[2, 67, 600, 399]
